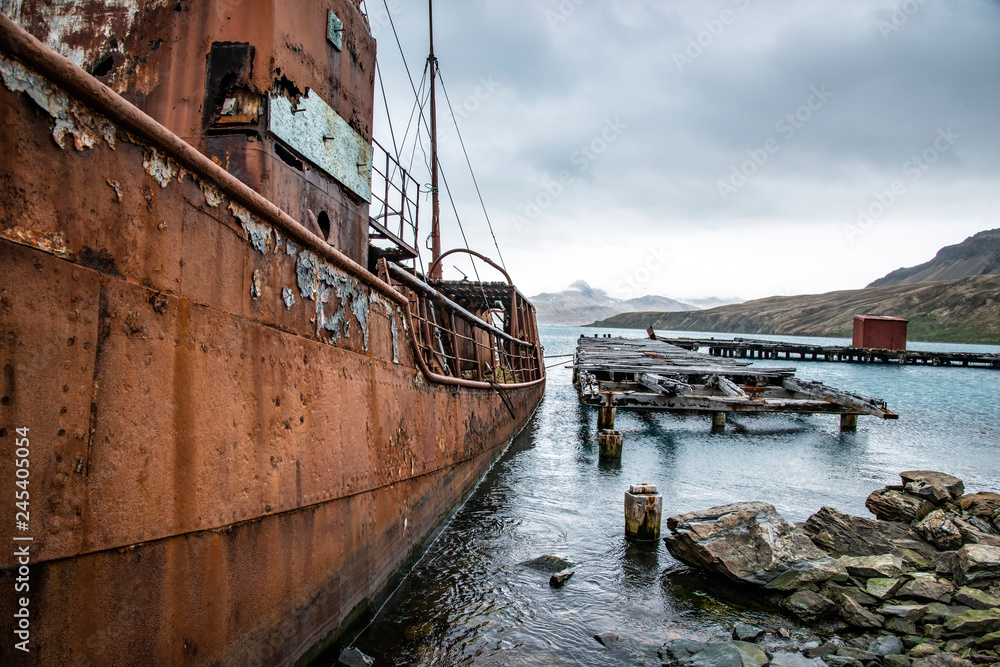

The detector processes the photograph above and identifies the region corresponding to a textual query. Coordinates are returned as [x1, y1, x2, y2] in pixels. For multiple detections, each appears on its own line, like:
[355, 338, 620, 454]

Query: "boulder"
[957, 492, 1000, 519]
[884, 616, 917, 635]
[920, 602, 952, 624]
[802, 507, 910, 557]
[910, 654, 972, 667]
[520, 555, 575, 572]
[953, 586, 1000, 610]
[900, 472, 964, 499]
[883, 655, 910, 667]
[879, 604, 928, 621]
[943, 609, 1000, 634]
[906, 481, 954, 505]
[916, 511, 964, 551]
[867, 488, 935, 523]
[731, 624, 765, 642]
[869, 635, 905, 657]
[824, 583, 878, 607]
[769, 653, 829, 667]
[909, 645, 940, 659]
[976, 632, 1000, 649]
[866, 577, 904, 600]
[831, 590, 883, 628]
[337, 648, 375, 667]
[952, 517, 1000, 547]
[953, 544, 1000, 586]
[731, 641, 768, 666]
[784, 589, 836, 622]
[896, 579, 954, 603]
[658, 639, 762, 667]
[550, 570, 575, 588]
[663, 502, 847, 589]
[838, 553, 904, 579]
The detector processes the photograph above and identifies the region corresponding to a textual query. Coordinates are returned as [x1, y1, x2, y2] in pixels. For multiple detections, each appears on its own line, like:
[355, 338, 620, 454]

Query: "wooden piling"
[711, 411, 726, 431]
[840, 414, 858, 432]
[624, 483, 662, 540]
[599, 429, 623, 459]
[598, 405, 616, 430]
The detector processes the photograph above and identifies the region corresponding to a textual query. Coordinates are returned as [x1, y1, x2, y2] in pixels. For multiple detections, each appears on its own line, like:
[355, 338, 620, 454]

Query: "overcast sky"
[363, 0, 1000, 302]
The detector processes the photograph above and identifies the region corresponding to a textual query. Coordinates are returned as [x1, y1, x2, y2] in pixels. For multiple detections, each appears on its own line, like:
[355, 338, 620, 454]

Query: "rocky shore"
[659, 471, 1000, 667]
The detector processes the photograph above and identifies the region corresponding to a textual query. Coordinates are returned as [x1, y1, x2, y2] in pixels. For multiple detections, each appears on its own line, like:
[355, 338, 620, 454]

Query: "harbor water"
[350, 325, 1000, 665]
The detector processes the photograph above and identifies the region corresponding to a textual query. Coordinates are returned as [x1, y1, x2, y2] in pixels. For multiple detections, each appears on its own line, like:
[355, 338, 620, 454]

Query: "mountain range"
[529, 280, 740, 325]
[592, 228, 1000, 344]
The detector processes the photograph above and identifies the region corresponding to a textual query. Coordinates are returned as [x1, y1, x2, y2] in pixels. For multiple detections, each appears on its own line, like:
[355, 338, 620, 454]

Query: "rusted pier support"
[624, 483, 662, 540]
[840, 414, 858, 432]
[598, 405, 616, 430]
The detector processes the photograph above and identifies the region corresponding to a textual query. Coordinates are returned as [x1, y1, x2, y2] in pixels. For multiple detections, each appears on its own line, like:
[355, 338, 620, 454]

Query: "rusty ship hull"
[0, 4, 543, 665]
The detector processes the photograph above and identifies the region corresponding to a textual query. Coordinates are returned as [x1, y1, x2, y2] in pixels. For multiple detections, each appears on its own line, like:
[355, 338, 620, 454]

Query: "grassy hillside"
[591, 275, 1000, 345]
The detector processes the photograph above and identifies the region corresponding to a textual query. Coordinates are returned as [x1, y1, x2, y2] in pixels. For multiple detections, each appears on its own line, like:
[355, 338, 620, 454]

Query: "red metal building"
[853, 315, 908, 350]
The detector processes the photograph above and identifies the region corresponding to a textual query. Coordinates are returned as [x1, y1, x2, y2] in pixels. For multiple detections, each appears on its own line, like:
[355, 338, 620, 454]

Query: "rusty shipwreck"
[0, 1, 544, 664]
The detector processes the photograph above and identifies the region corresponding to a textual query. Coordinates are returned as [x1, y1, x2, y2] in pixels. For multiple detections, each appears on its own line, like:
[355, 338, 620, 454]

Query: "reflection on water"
[350, 326, 1000, 665]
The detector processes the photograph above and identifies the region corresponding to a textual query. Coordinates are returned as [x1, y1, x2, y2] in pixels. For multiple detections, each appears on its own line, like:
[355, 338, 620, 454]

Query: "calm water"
[349, 325, 1000, 666]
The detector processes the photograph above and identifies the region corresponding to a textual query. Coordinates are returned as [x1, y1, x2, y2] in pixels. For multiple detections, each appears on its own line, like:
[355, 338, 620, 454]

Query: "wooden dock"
[649, 331, 1000, 369]
[573, 336, 897, 433]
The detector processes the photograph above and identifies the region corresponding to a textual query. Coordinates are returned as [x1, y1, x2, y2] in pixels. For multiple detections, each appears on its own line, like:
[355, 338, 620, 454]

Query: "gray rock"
[917, 511, 964, 552]
[867, 488, 935, 523]
[804, 642, 842, 659]
[942, 639, 975, 653]
[802, 507, 910, 557]
[784, 590, 836, 622]
[976, 632, 1000, 649]
[922, 624, 945, 639]
[731, 641, 768, 667]
[910, 654, 973, 667]
[835, 646, 878, 662]
[824, 583, 878, 607]
[822, 657, 859, 667]
[520, 555, 575, 572]
[943, 609, 1000, 634]
[952, 517, 1000, 547]
[594, 632, 619, 648]
[770, 652, 829, 667]
[953, 544, 1000, 586]
[885, 616, 918, 635]
[550, 570, 575, 588]
[880, 604, 928, 621]
[953, 585, 1000, 609]
[921, 603, 952, 624]
[663, 502, 847, 590]
[338, 648, 375, 667]
[900, 472, 964, 499]
[838, 553, 904, 579]
[658, 639, 755, 667]
[935, 552, 959, 577]
[896, 579, 955, 603]
[832, 591, 883, 629]
[893, 535, 942, 570]
[867, 577, 904, 600]
[732, 624, 765, 642]
[870, 635, 905, 657]
[883, 655, 910, 667]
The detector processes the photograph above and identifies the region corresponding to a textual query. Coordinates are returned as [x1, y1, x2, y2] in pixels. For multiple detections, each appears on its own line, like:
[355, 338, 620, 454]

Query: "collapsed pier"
[573, 336, 897, 434]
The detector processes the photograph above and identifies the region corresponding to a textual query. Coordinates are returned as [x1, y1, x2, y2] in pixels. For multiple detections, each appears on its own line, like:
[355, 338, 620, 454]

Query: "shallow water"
[350, 325, 1000, 665]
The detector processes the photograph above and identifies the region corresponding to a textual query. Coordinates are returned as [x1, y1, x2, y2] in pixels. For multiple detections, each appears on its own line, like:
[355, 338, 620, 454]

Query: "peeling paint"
[0, 55, 117, 150]
[370, 293, 400, 363]
[295, 251, 318, 299]
[0, 226, 69, 256]
[201, 183, 223, 207]
[250, 269, 262, 298]
[228, 202, 271, 254]
[106, 179, 122, 202]
[143, 148, 176, 188]
[285, 240, 299, 258]
[282, 287, 295, 310]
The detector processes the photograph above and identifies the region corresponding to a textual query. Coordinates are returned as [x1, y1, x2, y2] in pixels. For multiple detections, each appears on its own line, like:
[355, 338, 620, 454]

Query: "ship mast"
[428, 0, 442, 280]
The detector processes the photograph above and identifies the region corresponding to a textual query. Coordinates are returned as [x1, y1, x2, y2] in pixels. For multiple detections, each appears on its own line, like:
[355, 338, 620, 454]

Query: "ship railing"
[381, 261, 544, 389]
[369, 139, 419, 263]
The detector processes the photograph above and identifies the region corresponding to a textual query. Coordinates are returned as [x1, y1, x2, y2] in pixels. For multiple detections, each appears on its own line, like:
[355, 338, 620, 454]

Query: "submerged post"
[624, 483, 662, 540]
[711, 411, 726, 432]
[599, 429, 623, 459]
[840, 414, 858, 432]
